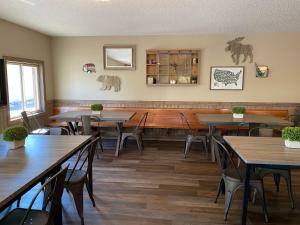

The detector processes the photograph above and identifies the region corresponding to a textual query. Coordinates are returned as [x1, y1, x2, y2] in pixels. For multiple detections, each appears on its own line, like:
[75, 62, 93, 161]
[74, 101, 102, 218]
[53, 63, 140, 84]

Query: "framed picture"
[103, 45, 136, 70]
[255, 63, 268, 78]
[210, 66, 244, 90]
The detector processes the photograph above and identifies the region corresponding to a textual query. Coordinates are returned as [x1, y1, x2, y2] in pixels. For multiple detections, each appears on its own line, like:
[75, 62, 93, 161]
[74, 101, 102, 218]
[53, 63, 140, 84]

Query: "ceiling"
[0, 0, 300, 36]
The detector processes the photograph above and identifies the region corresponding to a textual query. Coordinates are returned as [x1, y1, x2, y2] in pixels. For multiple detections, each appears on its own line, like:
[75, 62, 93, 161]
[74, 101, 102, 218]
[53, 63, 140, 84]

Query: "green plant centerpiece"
[282, 127, 300, 148]
[91, 103, 103, 115]
[3, 126, 28, 150]
[232, 106, 246, 119]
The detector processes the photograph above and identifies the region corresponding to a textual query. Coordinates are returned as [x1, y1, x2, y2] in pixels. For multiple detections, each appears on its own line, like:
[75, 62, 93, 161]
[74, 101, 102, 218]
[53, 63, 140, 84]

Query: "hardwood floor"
[11, 140, 300, 225]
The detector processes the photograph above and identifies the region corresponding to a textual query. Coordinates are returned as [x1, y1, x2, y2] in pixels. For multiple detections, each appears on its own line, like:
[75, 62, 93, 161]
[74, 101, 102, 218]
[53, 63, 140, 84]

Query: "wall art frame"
[103, 45, 136, 70]
[210, 66, 244, 90]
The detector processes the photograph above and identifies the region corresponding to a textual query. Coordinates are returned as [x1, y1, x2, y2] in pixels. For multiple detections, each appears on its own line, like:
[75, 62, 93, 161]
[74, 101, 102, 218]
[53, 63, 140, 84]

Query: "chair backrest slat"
[19, 166, 68, 225]
[65, 138, 98, 184]
[249, 123, 274, 137]
[179, 113, 192, 134]
[134, 112, 148, 132]
[212, 136, 243, 180]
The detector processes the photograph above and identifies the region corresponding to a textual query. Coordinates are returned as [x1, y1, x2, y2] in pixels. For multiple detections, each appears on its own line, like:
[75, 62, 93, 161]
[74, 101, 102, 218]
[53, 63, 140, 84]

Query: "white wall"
[52, 33, 300, 103]
[0, 19, 53, 100]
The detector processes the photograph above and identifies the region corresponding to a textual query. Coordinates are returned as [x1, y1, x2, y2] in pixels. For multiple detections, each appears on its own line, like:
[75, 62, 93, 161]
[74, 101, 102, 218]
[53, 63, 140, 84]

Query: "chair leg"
[184, 137, 192, 158]
[215, 178, 224, 203]
[203, 137, 208, 153]
[224, 190, 234, 221]
[224, 180, 240, 221]
[68, 184, 85, 225]
[273, 173, 281, 192]
[120, 135, 126, 150]
[254, 181, 269, 223]
[282, 171, 295, 209]
[85, 179, 96, 207]
[136, 135, 143, 154]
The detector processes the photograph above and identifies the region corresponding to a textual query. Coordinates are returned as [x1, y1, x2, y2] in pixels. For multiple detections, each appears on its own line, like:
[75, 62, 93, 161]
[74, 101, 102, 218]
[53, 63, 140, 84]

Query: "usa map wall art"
[210, 66, 244, 90]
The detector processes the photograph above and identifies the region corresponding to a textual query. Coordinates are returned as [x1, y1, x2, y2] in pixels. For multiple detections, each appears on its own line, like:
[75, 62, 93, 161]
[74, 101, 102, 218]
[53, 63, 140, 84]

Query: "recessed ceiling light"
[96, 0, 110, 2]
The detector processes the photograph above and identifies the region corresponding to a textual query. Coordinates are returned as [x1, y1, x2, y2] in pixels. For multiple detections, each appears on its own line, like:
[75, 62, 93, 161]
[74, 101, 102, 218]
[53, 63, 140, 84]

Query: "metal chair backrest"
[249, 124, 273, 137]
[134, 112, 148, 132]
[21, 111, 36, 133]
[19, 166, 68, 225]
[289, 114, 300, 127]
[180, 113, 193, 134]
[212, 136, 243, 181]
[80, 115, 101, 135]
[65, 138, 98, 184]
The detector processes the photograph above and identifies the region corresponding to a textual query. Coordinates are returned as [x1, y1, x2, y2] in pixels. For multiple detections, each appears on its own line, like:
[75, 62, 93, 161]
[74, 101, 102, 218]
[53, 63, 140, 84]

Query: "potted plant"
[91, 103, 103, 115]
[3, 126, 28, 150]
[232, 106, 246, 119]
[282, 127, 300, 148]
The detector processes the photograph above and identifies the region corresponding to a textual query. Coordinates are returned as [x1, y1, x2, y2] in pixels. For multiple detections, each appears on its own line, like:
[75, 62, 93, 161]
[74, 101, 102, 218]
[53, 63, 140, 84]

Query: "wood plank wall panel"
[53, 101, 296, 129]
[0, 106, 8, 133]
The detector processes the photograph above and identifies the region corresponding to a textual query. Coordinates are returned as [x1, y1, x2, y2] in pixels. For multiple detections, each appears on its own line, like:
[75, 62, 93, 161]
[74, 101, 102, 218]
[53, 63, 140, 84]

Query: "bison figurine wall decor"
[225, 37, 253, 65]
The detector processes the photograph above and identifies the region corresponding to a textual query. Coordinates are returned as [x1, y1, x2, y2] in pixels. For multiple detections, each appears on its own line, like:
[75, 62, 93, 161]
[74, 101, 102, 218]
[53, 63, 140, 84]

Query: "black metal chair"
[21, 111, 69, 135]
[289, 114, 300, 127]
[180, 113, 207, 158]
[212, 136, 269, 222]
[64, 137, 99, 225]
[0, 166, 68, 225]
[79, 115, 104, 158]
[120, 112, 148, 154]
[249, 125, 295, 209]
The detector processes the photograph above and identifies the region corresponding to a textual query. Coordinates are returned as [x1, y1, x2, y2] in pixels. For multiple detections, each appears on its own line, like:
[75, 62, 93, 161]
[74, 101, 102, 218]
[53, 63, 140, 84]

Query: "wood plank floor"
[11, 140, 300, 225]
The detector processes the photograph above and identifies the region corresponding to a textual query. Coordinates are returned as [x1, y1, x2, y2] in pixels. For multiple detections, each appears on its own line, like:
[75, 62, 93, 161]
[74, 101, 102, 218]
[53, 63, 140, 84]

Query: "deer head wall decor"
[225, 37, 253, 65]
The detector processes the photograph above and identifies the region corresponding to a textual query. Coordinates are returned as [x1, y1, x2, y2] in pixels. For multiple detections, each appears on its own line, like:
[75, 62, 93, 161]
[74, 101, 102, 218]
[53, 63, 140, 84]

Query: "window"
[5, 57, 45, 120]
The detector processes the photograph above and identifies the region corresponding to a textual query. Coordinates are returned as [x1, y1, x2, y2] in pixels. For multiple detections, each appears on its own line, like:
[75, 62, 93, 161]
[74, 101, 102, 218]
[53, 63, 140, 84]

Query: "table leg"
[115, 122, 123, 157]
[241, 164, 251, 225]
[208, 125, 216, 162]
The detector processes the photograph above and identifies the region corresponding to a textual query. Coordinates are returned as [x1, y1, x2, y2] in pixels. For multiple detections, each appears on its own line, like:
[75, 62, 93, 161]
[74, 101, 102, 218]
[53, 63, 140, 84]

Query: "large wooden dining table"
[224, 136, 300, 225]
[197, 113, 292, 161]
[49, 111, 136, 157]
[0, 135, 92, 213]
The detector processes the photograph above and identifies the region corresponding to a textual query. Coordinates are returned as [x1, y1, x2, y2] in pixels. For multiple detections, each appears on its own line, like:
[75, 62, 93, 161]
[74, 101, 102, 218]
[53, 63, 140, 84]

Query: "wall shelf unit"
[146, 49, 200, 86]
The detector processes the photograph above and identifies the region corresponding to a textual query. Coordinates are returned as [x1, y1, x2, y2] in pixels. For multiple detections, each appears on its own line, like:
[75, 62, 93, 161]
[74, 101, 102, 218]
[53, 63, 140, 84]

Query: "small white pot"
[92, 111, 101, 115]
[285, 140, 300, 149]
[233, 113, 244, 119]
[7, 139, 25, 150]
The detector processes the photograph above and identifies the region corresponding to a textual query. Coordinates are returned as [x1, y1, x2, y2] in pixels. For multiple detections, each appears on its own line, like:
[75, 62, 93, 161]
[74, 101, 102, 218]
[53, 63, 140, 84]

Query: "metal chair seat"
[224, 168, 261, 181]
[65, 169, 86, 183]
[0, 208, 48, 225]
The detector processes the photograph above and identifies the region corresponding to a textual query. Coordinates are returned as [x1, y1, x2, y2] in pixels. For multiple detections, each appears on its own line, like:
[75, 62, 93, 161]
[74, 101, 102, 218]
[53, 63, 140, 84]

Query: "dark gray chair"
[0, 166, 68, 225]
[64, 137, 98, 225]
[289, 114, 300, 127]
[249, 125, 295, 209]
[120, 112, 148, 154]
[180, 113, 207, 158]
[212, 136, 269, 222]
[80, 115, 104, 158]
[21, 111, 69, 135]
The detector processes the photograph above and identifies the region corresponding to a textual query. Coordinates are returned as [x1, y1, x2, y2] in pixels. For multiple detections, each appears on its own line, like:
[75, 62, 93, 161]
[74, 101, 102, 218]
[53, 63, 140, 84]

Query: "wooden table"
[49, 111, 136, 156]
[0, 135, 91, 213]
[197, 114, 292, 161]
[224, 136, 300, 225]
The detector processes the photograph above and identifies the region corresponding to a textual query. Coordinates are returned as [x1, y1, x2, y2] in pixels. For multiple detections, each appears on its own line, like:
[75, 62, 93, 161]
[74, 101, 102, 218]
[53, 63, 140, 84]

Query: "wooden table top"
[224, 136, 300, 166]
[197, 113, 291, 126]
[49, 111, 136, 122]
[0, 135, 91, 210]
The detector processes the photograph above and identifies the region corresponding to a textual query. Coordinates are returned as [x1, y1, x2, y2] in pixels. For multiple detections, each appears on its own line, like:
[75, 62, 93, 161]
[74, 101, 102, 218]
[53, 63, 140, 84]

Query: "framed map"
[210, 66, 244, 90]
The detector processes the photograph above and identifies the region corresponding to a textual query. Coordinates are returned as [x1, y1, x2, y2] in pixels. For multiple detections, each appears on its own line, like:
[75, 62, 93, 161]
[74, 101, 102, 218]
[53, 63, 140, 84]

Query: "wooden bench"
[49, 106, 289, 131]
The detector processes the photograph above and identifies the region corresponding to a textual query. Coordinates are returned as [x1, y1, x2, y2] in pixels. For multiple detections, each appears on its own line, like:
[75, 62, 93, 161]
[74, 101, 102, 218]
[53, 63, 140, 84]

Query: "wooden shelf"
[146, 49, 200, 86]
